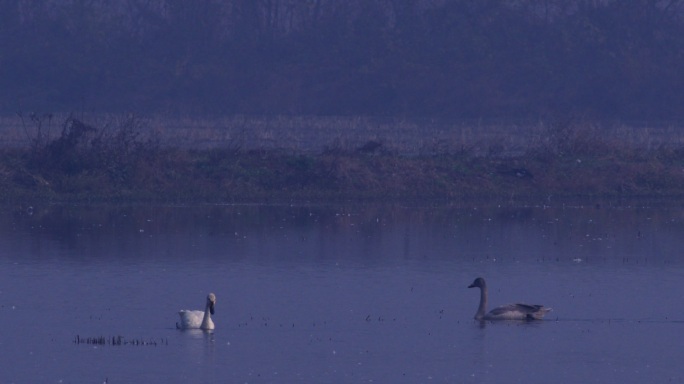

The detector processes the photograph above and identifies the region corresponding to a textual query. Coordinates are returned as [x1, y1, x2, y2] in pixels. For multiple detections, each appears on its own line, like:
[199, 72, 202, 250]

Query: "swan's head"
[468, 277, 486, 289]
[207, 293, 216, 315]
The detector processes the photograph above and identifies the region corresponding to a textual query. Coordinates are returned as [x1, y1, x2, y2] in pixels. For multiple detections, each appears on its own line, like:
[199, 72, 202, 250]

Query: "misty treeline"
[2, 0, 684, 120]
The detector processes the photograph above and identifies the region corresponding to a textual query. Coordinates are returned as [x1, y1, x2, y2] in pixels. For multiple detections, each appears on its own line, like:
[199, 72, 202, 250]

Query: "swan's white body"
[468, 278, 551, 321]
[177, 293, 216, 330]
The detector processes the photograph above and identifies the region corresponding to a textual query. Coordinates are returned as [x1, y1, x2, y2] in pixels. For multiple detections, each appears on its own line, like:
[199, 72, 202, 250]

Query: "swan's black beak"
[209, 301, 215, 315]
[468, 283, 476, 288]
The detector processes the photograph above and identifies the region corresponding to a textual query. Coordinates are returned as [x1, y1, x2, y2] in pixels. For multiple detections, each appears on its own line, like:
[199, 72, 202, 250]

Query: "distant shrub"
[23, 114, 156, 184]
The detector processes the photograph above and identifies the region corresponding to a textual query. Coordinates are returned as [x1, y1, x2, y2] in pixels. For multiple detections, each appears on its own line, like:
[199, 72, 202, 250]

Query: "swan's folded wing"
[178, 310, 203, 329]
[515, 303, 545, 312]
[487, 303, 550, 320]
[487, 304, 526, 319]
[512, 303, 552, 319]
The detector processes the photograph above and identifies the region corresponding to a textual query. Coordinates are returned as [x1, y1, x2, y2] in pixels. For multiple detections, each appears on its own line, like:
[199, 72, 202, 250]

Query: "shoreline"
[4, 147, 684, 205]
[3, 115, 684, 205]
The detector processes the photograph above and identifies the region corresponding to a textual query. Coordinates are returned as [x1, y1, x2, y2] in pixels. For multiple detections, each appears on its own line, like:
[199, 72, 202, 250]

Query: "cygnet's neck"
[475, 285, 488, 320]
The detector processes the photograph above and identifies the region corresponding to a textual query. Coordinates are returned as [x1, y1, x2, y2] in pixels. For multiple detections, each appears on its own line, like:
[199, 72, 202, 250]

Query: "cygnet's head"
[468, 277, 486, 289]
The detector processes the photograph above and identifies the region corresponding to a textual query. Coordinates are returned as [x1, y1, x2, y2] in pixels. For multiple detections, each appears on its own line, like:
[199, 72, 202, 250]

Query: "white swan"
[468, 277, 551, 320]
[177, 293, 216, 330]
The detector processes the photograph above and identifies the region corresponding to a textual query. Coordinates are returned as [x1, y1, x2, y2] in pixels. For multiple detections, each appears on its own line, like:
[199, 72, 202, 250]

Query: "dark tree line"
[1, 0, 684, 119]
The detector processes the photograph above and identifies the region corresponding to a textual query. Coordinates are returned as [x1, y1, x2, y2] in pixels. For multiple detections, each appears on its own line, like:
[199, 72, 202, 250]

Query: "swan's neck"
[475, 286, 488, 320]
[201, 302, 214, 330]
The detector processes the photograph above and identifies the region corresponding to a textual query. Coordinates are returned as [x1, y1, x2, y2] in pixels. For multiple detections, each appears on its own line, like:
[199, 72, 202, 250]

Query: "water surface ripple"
[1, 203, 682, 383]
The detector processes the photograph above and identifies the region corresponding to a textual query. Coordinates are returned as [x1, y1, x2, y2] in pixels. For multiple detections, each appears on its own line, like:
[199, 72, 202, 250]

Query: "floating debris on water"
[73, 335, 169, 347]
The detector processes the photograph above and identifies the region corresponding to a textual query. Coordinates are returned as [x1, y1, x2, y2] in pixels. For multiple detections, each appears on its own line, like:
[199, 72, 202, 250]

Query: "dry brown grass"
[5, 114, 684, 154]
[2, 114, 684, 202]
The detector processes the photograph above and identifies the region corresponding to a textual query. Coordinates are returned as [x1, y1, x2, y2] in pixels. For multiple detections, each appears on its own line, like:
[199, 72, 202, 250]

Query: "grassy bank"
[2, 115, 684, 203]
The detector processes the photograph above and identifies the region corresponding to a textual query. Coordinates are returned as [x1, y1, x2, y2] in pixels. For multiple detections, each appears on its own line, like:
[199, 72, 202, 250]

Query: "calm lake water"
[1, 202, 683, 383]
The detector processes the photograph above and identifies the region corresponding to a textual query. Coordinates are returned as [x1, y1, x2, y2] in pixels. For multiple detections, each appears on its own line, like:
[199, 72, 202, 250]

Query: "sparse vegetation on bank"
[2, 115, 684, 203]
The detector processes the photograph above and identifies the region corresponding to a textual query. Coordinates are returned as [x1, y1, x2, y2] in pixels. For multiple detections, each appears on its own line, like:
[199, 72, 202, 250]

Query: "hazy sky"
[2, 0, 683, 119]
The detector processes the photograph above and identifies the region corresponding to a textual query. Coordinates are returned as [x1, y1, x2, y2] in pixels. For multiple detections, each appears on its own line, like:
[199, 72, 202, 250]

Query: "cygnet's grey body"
[468, 277, 551, 320]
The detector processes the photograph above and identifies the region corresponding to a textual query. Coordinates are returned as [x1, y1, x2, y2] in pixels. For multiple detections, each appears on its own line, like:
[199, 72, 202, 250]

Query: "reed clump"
[73, 335, 168, 347]
[2, 115, 684, 203]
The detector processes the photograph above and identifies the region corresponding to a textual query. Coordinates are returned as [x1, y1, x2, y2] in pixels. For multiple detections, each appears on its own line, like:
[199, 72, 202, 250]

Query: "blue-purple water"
[1, 203, 682, 383]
